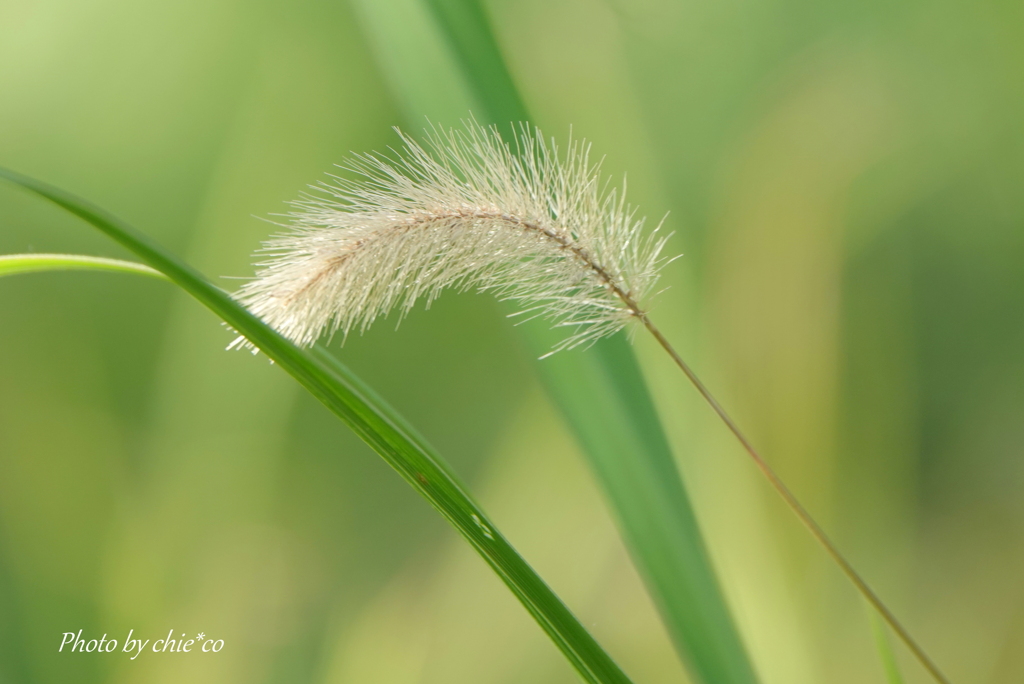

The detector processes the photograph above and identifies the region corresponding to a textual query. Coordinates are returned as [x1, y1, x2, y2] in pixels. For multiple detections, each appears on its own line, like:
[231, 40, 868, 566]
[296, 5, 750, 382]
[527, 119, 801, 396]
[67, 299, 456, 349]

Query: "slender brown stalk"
[638, 314, 952, 684]
[557, 223, 951, 680]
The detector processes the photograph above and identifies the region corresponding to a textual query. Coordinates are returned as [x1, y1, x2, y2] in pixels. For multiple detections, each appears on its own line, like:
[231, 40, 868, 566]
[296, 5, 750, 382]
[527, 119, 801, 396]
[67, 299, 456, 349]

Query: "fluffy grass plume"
[232, 121, 669, 354]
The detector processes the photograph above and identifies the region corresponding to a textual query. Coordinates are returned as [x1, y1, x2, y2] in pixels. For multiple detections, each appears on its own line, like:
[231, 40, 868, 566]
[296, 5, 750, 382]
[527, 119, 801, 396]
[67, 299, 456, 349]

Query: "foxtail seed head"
[232, 121, 670, 355]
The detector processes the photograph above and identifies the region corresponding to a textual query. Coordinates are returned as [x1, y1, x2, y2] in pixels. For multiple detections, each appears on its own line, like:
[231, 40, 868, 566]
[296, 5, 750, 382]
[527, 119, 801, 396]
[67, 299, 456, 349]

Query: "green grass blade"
[871, 611, 906, 684]
[0, 167, 633, 684]
[525, 323, 759, 684]
[358, 2, 759, 682]
[0, 253, 166, 280]
[424, 0, 528, 125]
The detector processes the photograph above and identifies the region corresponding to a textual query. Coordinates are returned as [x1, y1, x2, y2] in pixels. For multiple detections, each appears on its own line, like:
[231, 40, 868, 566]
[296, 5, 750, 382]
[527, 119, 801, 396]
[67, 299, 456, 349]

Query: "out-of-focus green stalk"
[351, 1, 759, 682]
[871, 612, 906, 684]
[0, 253, 166, 280]
[0, 168, 635, 684]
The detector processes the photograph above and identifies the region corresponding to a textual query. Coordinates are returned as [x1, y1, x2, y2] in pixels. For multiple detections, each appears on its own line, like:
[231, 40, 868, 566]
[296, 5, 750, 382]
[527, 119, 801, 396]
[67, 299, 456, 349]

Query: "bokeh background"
[2, 0, 1023, 682]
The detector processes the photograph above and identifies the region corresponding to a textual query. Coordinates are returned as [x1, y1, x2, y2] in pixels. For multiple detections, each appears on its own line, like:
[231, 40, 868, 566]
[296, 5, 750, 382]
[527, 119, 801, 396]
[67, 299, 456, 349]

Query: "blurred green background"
[1, 0, 1023, 682]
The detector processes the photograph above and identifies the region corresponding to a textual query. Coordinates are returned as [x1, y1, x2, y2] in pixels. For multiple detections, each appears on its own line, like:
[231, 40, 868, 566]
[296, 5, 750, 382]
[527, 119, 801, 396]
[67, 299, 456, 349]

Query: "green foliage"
[6, 0, 1024, 681]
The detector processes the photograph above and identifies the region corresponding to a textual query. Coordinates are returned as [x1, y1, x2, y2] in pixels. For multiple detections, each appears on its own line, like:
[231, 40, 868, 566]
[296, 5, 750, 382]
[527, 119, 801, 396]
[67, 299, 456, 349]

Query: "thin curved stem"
[638, 314, 952, 684]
